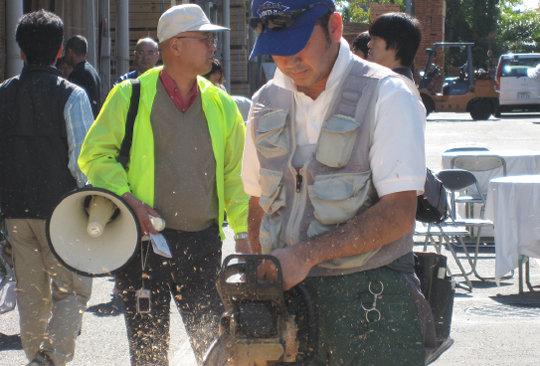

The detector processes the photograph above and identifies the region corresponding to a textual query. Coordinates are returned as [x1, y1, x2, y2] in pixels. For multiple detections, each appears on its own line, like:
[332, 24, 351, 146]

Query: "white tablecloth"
[485, 175, 540, 282]
[441, 150, 540, 236]
[441, 149, 540, 191]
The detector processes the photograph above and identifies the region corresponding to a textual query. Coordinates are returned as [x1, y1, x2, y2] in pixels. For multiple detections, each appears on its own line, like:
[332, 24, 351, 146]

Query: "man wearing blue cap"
[241, 1, 428, 365]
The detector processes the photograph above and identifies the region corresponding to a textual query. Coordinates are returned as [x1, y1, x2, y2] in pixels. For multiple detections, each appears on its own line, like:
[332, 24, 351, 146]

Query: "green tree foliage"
[444, 0, 540, 69]
[444, 0, 500, 69]
[336, 0, 404, 23]
[496, 1, 540, 54]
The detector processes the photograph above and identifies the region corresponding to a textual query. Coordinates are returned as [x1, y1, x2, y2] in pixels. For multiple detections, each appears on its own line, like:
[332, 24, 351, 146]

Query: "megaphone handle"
[121, 193, 159, 236]
[149, 215, 166, 231]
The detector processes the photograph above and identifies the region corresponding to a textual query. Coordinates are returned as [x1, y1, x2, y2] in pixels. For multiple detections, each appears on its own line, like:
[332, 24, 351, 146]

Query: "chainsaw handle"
[221, 254, 283, 285]
[218, 254, 287, 310]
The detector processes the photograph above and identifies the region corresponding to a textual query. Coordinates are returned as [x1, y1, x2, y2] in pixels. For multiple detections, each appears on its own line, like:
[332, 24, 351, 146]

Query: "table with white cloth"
[441, 149, 540, 190]
[485, 175, 540, 292]
[441, 149, 540, 236]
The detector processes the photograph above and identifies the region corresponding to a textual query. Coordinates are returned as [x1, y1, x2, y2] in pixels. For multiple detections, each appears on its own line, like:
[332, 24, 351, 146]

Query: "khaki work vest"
[251, 59, 414, 276]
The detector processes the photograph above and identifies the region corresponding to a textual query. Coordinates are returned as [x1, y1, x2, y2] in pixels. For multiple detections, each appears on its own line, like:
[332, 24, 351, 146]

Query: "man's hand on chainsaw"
[258, 246, 311, 291]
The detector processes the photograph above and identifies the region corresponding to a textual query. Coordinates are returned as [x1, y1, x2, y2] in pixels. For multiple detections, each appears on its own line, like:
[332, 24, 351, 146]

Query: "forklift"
[418, 42, 499, 120]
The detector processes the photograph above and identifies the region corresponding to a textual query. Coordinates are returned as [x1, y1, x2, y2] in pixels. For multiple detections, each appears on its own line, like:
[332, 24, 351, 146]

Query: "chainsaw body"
[203, 254, 317, 366]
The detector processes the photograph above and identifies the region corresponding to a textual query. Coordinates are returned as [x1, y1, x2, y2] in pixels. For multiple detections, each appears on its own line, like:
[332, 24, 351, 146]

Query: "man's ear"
[56, 45, 63, 59]
[328, 12, 343, 43]
[168, 38, 182, 57]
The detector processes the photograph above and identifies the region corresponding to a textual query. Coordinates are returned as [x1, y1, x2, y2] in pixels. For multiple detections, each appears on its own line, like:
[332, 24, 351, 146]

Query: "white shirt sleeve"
[241, 93, 262, 197]
[369, 76, 427, 197]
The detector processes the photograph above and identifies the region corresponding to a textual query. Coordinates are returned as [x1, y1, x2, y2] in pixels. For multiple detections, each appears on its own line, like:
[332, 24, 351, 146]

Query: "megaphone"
[46, 187, 141, 277]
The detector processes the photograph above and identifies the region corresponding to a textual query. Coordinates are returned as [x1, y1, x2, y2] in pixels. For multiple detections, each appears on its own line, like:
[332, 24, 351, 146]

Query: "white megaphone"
[46, 187, 141, 277]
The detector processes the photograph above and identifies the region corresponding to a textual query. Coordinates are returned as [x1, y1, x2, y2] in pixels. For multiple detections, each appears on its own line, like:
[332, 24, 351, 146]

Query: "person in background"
[114, 38, 160, 86]
[203, 59, 227, 90]
[64, 35, 101, 118]
[56, 56, 73, 79]
[367, 12, 421, 93]
[203, 59, 253, 122]
[78, 4, 249, 365]
[0, 10, 93, 366]
[352, 31, 370, 59]
[242, 0, 429, 364]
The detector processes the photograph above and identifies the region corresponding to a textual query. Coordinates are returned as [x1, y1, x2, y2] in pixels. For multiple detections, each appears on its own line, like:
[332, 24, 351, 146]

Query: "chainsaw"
[203, 254, 318, 366]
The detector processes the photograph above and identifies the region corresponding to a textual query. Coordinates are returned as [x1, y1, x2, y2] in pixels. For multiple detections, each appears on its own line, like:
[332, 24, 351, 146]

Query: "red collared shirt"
[159, 69, 198, 113]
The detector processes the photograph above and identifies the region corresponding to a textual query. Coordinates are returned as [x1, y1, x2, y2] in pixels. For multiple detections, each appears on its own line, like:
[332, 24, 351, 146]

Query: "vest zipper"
[295, 171, 303, 193]
[287, 161, 310, 247]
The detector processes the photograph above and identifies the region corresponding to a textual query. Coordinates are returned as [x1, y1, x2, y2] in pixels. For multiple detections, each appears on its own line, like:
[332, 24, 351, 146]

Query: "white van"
[495, 53, 540, 113]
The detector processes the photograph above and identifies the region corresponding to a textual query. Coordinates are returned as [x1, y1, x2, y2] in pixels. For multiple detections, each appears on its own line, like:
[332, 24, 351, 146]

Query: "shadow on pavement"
[490, 290, 540, 307]
[452, 280, 515, 299]
[499, 113, 540, 120]
[427, 112, 540, 122]
[427, 118, 476, 123]
[86, 294, 124, 317]
[0, 332, 22, 351]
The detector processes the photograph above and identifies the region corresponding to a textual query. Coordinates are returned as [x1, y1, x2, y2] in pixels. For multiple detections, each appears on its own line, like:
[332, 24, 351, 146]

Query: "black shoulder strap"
[118, 79, 140, 169]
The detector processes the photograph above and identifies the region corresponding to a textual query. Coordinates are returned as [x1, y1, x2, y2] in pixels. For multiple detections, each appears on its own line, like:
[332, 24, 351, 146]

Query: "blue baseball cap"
[249, 0, 335, 60]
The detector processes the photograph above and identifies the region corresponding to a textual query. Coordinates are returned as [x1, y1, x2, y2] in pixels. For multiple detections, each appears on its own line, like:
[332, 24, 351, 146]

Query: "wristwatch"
[234, 232, 248, 240]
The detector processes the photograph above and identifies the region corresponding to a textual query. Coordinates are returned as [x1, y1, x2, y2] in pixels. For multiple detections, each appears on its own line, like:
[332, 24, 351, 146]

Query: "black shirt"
[69, 60, 101, 118]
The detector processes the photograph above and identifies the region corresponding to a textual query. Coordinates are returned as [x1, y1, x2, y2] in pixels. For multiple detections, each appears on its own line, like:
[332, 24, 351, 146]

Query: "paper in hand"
[150, 233, 172, 258]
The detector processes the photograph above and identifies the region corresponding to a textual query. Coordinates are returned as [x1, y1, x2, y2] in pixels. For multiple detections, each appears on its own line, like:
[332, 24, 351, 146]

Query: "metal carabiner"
[368, 281, 384, 298]
[364, 308, 381, 322]
[361, 300, 376, 312]
[361, 281, 384, 323]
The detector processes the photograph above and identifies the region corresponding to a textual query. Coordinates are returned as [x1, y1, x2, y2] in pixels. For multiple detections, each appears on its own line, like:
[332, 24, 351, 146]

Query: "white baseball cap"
[157, 4, 229, 43]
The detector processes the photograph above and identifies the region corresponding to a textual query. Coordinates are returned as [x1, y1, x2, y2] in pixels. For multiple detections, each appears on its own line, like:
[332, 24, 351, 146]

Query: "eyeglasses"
[175, 33, 218, 47]
[135, 50, 157, 57]
[250, 2, 334, 35]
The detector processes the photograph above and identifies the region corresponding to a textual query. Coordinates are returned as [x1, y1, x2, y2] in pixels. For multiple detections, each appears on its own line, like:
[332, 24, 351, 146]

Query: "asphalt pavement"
[1, 111, 540, 365]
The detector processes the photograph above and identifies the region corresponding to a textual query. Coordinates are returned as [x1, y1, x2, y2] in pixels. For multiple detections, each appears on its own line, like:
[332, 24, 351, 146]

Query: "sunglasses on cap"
[250, 2, 334, 35]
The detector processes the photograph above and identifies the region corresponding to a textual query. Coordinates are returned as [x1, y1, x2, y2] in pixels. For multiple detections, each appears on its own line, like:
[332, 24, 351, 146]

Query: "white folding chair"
[450, 155, 507, 219]
[436, 169, 497, 281]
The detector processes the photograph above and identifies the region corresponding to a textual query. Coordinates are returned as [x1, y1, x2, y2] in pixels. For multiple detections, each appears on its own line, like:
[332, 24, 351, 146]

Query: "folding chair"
[436, 169, 497, 280]
[450, 155, 507, 222]
[415, 222, 474, 291]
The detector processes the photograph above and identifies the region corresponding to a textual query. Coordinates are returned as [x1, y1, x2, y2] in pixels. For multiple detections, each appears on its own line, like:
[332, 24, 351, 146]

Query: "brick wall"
[370, 3, 401, 22]
[414, 0, 446, 88]
[229, 1, 250, 97]
[343, 22, 369, 47]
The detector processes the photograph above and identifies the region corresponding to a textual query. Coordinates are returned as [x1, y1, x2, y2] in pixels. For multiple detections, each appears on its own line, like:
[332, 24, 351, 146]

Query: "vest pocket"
[315, 115, 359, 168]
[259, 213, 284, 254]
[255, 110, 289, 158]
[259, 168, 286, 214]
[308, 171, 371, 225]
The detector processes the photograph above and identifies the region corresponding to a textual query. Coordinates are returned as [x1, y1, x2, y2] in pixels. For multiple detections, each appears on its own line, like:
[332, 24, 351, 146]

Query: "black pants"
[115, 225, 224, 366]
